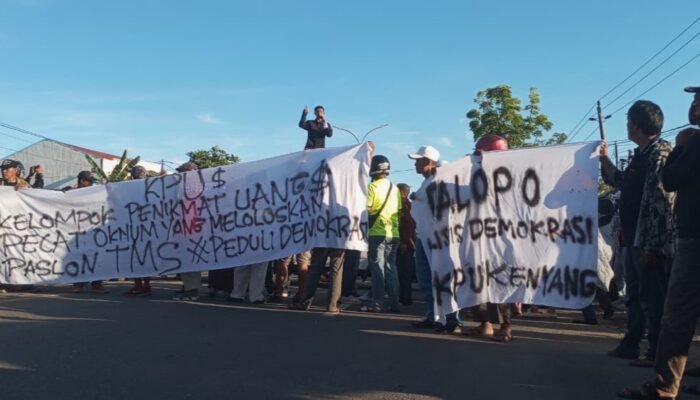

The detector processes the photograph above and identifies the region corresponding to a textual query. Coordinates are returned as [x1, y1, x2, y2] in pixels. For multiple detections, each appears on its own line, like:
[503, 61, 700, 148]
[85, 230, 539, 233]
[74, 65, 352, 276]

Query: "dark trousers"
[396, 247, 415, 305]
[472, 303, 511, 325]
[581, 288, 614, 322]
[342, 250, 361, 297]
[618, 246, 667, 358]
[654, 238, 700, 396]
[302, 248, 345, 311]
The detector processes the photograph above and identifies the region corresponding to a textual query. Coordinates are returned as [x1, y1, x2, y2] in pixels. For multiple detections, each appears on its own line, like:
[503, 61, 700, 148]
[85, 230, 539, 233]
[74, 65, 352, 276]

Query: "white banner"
[411, 142, 600, 319]
[0, 144, 371, 284]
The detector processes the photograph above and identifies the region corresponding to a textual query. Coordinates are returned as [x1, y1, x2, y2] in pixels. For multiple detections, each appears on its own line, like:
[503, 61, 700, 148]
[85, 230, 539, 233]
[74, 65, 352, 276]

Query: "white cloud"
[196, 113, 222, 124]
[439, 137, 454, 148]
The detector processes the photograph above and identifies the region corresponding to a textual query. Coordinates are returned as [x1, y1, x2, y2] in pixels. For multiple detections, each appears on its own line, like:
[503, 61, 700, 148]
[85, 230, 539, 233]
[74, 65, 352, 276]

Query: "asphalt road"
[1, 279, 698, 400]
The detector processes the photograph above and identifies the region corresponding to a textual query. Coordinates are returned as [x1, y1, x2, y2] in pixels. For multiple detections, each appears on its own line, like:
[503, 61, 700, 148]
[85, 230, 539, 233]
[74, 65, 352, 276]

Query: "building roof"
[60, 142, 121, 160]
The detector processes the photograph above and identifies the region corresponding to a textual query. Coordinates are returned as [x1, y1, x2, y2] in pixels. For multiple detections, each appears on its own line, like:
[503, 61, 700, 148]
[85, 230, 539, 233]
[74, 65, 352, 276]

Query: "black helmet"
[370, 155, 390, 176]
[1, 159, 24, 177]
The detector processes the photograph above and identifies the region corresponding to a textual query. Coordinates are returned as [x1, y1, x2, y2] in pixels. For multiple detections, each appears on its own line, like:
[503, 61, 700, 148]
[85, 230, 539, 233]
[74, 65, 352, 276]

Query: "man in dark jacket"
[618, 86, 700, 399]
[299, 105, 333, 150]
[600, 100, 674, 367]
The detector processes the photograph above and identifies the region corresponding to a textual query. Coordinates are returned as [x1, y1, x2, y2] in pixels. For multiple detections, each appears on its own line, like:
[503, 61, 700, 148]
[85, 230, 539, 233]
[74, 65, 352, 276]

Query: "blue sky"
[1, 0, 698, 189]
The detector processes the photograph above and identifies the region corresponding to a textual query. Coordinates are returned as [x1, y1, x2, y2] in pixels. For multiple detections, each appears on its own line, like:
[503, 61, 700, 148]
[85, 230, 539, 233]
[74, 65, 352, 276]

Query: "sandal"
[125, 287, 144, 295]
[617, 382, 675, 399]
[461, 325, 494, 337]
[491, 327, 513, 342]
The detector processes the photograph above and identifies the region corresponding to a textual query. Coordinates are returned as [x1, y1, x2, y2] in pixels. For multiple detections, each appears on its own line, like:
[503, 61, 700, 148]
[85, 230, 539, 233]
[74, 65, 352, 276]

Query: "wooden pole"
[596, 100, 606, 141]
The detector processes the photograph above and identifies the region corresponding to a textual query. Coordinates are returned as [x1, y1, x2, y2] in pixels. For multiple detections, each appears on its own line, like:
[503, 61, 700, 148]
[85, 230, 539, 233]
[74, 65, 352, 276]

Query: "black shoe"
[435, 322, 462, 334]
[411, 319, 436, 329]
[251, 299, 266, 305]
[602, 308, 615, 320]
[227, 297, 244, 303]
[607, 347, 639, 360]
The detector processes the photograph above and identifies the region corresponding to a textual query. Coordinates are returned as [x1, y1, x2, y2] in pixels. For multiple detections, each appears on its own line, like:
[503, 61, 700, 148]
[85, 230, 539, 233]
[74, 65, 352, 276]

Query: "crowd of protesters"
[0, 90, 699, 398]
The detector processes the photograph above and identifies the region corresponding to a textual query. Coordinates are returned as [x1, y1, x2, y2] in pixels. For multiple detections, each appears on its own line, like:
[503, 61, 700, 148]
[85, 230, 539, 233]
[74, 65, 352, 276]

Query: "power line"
[581, 125, 601, 142]
[568, 18, 700, 143]
[604, 123, 692, 150]
[607, 50, 700, 116]
[566, 103, 596, 142]
[604, 30, 700, 111]
[0, 128, 37, 143]
[599, 16, 700, 102]
[0, 121, 50, 141]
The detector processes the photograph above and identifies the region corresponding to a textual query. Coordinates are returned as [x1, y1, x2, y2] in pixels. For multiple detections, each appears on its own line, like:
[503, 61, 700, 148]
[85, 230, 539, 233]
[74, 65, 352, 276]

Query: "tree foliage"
[466, 85, 567, 148]
[186, 145, 240, 168]
[84, 150, 141, 183]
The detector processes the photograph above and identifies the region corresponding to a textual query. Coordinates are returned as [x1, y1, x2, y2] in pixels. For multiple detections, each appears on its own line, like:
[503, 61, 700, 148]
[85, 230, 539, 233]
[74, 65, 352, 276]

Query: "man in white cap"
[407, 146, 461, 332]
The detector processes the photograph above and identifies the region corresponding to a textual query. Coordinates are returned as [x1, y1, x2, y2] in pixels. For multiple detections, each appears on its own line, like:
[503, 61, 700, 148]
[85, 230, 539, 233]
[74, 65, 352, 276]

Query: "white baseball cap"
[407, 145, 440, 162]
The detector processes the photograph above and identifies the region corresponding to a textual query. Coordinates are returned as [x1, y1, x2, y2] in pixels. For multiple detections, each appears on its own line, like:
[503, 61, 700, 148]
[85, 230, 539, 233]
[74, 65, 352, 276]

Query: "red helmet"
[475, 134, 509, 152]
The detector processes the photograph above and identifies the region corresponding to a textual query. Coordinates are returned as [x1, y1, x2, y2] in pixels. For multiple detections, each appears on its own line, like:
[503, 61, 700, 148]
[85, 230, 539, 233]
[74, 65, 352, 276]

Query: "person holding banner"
[618, 87, 700, 400]
[600, 100, 675, 367]
[462, 134, 514, 342]
[299, 105, 333, 150]
[360, 155, 402, 313]
[125, 166, 153, 297]
[0, 159, 30, 190]
[407, 145, 461, 331]
[71, 171, 109, 294]
[173, 162, 203, 301]
[0, 159, 33, 293]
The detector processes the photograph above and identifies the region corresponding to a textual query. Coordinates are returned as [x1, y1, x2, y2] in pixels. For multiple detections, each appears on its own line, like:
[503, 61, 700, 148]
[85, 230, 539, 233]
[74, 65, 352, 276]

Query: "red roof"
[61, 142, 121, 160]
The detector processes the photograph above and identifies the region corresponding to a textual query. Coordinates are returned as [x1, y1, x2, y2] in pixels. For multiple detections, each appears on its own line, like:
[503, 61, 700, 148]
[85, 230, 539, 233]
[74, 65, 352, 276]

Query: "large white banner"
[411, 142, 600, 319]
[0, 144, 370, 284]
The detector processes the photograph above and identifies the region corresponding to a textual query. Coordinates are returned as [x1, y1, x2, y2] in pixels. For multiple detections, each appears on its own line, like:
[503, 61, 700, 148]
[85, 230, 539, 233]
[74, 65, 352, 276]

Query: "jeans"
[396, 246, 415, 304]
[369, 236, 400, 310]
[618, 246, 667, 358]
[415, 239, 460, 324]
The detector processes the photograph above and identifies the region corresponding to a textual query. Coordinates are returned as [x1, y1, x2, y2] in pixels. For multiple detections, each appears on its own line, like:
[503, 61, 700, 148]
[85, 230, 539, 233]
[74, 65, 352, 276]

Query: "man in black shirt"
[619, 87, 700, 399]
[601, 101, 674, 366]
[299, 105, 332, 150]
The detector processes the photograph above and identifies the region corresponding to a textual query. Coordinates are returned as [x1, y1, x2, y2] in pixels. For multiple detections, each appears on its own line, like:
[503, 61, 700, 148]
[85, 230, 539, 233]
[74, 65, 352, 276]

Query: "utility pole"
[614, 141, 619, 168]
[589, 100, 611, 141]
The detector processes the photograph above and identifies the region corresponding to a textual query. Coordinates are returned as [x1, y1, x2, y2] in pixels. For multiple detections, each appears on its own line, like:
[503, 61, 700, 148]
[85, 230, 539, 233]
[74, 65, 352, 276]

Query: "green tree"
[186, 145, 240, 168]
[84, 150, 141, 183]
[466, 85, 567, 148]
